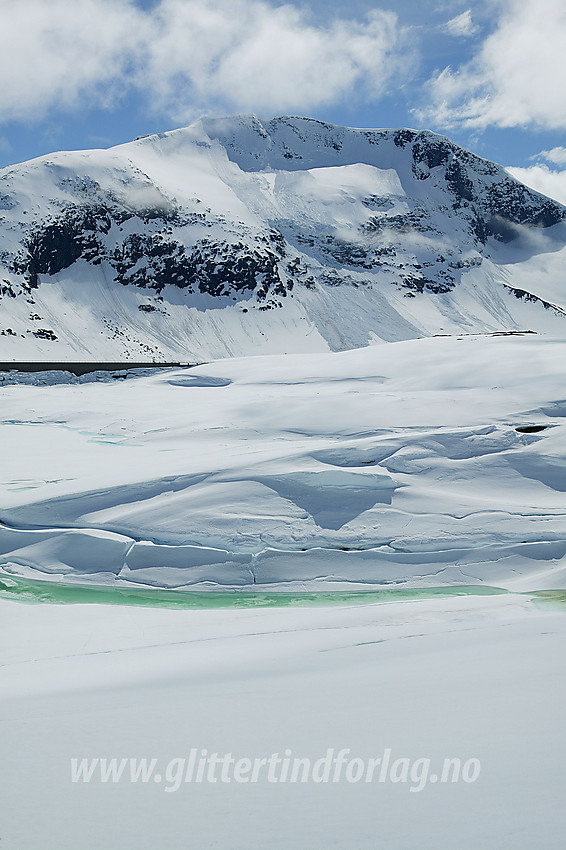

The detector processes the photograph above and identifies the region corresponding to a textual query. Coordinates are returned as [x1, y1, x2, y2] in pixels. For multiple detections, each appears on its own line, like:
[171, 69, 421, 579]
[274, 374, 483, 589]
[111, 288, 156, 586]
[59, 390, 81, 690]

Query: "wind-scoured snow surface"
[2, 592, 566, 849]
[1, 115, 566, 360]
[2, 334, 566, 591]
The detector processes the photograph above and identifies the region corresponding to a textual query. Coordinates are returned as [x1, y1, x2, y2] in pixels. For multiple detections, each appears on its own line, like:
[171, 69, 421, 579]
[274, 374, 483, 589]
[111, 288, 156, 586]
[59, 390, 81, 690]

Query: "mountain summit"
[1, 114, 566, 360]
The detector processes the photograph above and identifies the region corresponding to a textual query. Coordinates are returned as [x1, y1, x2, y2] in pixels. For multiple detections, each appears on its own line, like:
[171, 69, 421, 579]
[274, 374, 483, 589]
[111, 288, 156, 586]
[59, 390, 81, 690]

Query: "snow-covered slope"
[2, 334, 566, 591]
[1, 115, 566, 360]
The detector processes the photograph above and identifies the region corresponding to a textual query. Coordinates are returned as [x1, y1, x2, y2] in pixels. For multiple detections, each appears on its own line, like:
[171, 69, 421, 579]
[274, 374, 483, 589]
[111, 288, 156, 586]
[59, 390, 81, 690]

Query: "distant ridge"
[1, 113, 565, 361]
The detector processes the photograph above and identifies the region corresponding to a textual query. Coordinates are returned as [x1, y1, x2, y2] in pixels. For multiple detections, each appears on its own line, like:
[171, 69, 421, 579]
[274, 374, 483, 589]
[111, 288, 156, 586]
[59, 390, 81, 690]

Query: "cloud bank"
[0, 0, 411, 124]
[0, 0, 142, 120]
[422, 0, 566, 130]
[506, 165, 566, 207]
[537, 147, 566, 166]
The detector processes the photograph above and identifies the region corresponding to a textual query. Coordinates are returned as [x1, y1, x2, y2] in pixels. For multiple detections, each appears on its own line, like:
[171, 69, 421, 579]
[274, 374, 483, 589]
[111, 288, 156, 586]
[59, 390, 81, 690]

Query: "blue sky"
[1, 0, 565, 201]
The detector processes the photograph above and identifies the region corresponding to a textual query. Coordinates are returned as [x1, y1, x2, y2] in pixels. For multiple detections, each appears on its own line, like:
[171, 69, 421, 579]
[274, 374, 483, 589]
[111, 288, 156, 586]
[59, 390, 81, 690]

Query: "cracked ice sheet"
[1, 593, 566, 849]
[1, 334, 566, 589]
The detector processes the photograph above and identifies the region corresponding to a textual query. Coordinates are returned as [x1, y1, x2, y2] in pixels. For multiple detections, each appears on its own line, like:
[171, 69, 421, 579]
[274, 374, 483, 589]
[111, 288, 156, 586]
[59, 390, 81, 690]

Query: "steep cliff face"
[1, 115, 565, 360]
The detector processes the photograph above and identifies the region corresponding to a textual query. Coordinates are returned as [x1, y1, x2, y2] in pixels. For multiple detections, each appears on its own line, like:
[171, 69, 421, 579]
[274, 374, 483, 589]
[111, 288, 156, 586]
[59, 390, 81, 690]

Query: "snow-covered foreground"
[2, 333, 566, 591]
[1, 591, 566, 849]
[2, 332, 566, 848]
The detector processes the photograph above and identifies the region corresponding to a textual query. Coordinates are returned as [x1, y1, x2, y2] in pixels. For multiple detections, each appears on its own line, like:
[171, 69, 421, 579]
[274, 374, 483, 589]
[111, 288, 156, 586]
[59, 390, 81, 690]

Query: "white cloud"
[443, 10, 477, 37]
[0, 0, 146, 121]
[536, 147, 566, 166]
[143, 1, 412, 120]
[506, 164, 566, 206]
[421, 0, 566, 130]
[0, 0, 412, 124]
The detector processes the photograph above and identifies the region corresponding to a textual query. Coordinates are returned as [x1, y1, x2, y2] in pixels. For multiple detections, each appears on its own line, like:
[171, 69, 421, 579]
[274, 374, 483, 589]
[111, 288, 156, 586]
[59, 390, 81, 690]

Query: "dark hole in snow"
[515, 425, 548, 433]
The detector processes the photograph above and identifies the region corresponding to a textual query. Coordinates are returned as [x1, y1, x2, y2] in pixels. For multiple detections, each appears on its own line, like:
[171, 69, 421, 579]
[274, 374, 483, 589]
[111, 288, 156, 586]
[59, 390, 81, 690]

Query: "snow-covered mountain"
[1, 114, 566, 360]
